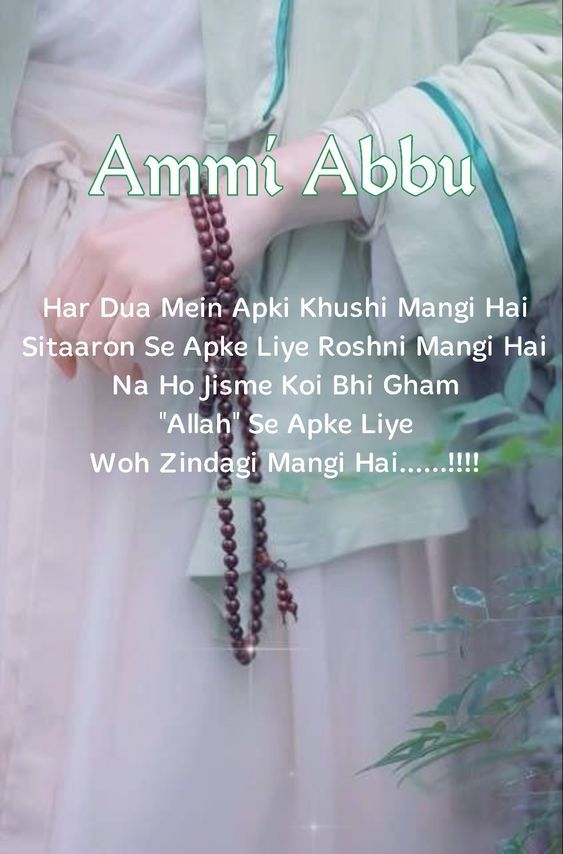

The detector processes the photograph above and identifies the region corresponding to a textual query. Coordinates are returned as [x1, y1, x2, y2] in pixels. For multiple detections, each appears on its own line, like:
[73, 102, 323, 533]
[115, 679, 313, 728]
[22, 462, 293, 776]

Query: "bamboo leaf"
[413, 616, 471, 635]
[504, 356, 532, 408]
[453, 586, 488, 609]
[478, 414, 547, 442]
[446, 393, 513, 424]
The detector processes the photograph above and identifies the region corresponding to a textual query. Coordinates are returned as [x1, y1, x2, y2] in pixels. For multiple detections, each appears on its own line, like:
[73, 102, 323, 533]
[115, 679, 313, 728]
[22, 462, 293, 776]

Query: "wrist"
[271, 132, 361, 233]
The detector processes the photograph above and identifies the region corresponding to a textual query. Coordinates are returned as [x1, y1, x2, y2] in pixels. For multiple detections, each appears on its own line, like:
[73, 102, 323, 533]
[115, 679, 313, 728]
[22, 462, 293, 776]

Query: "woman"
[0, 2, 560, 852]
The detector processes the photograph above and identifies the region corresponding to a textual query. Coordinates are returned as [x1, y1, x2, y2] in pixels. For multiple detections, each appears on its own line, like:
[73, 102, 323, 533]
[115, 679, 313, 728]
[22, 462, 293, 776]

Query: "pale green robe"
[0, 1, 561, 589]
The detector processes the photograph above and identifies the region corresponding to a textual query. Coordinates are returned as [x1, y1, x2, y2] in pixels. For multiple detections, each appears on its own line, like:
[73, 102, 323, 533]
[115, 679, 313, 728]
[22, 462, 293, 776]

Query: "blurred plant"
[434, 354, 562, 474]
[363, 353, 562, 853]
[362, 551, 562, 853]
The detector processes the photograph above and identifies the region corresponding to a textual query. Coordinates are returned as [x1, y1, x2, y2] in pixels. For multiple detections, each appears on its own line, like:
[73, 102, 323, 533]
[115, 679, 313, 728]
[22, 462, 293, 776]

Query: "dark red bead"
[255, 548, 269, 566]
[231, 627, 244, 642]
[218, 498, 232, 509]
[211, 213, 226, 228]
[221, 524, 236, 539]
[203, 264, 218, 280]
[217, 276, 233, 291]
[251, 620, 263, 634]
[219, 293, 236, 311]
[195, 217, 209, 232]
[224, 585, 238, 600]
[204, 281, 218, 297]
[253, 516, 266, 532]
[217, 244, 232, 259]
[228, 615, 241, 629]
[215, 323, 231, 338]
[219, 508, 234, 523]
[222, 539, 236, 554]
[235, 649, 253, 667]
[191, 205, 205, 218]
[218, 477, 232, 492]
[218, 401, 233, 417]
[224, 555, 238, 569]
[226, 601, 240, 616]
[225, 569, 239, 584]
[220, 260, 235, 275]
[252, 604, 263, 619]
[252, 588, 265, 603]
[245, 438, 258, 454]
[215, 228, 230, 244]
[255, 530, 268, 545]
[249, 472, 263, 485]
[276, 576, 288, 590]
[207, 201, 222, 215]
[218, 446, 233, 460]
[202, 248, 216, 264]
[198, 232, 213, 249]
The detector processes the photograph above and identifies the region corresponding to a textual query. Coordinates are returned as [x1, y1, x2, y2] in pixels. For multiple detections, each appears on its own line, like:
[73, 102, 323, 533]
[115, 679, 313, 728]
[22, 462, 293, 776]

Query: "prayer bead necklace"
[187, 178, 298, 666]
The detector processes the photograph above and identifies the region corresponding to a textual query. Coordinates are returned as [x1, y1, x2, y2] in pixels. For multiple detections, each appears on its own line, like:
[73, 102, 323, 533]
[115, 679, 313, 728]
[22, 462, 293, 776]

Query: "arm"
[45, 2, 561, 380]
[324, 1, 562, 373]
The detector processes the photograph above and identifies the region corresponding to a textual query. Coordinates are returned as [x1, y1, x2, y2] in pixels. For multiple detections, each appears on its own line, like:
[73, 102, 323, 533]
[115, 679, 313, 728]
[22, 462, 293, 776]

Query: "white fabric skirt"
[0, 62, 500, 854]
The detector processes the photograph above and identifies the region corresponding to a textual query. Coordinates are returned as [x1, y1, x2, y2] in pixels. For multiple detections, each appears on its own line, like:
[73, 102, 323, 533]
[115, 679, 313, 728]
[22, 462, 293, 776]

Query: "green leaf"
[539, 420, 562, 450]
[416, 692, 467, 718]
[466, 667, 518, 716]
[413, 616, 471, 635]
[453, 586, 488, 609]
[504, 357, 531, 409]
[446, 393, 513, 425]
[509, 583, 563, 607]
[478, 414, 547, 442]
[498, 436, 530, 464]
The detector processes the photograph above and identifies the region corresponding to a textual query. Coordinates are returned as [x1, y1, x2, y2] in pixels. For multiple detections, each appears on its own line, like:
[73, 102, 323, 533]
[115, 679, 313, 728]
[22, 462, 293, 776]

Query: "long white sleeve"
[327, 3, 562, 376]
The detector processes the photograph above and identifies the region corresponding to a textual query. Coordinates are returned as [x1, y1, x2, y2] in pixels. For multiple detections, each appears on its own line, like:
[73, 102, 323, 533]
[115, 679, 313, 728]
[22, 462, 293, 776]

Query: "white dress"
[0, 3, 502, 853]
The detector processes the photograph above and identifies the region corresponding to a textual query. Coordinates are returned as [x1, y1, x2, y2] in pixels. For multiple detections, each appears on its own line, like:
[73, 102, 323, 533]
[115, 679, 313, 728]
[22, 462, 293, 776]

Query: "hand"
[42, 132, 360, 380]
[43, 200, 205, 379]
[42, 192, 276, 380]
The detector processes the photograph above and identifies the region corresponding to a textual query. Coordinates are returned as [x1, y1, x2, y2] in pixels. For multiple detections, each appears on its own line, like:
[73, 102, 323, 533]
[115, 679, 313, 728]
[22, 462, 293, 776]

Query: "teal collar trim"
[416, 80, 531, 306]
[263, 0, 292, 122]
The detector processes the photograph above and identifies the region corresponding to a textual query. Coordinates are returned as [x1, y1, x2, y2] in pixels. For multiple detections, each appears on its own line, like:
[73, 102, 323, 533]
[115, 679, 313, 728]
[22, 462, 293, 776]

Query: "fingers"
[107, 302, 150, 380]
[76, 276, 132, 376]
[41, 226, 143, 380]
[42, 247, 86, 378]
[38, 202, 201, 381]
[42, 230, 107, 378]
